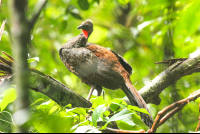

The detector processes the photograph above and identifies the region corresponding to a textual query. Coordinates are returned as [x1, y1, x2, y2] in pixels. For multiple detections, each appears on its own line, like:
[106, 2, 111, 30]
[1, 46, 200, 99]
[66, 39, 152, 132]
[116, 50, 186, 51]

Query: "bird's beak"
[77, 25, 83, 30]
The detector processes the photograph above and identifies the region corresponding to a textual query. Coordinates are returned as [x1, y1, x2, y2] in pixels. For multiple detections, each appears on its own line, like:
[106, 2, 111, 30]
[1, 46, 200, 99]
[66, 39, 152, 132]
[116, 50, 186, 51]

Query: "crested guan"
[59, 20, 153, 127]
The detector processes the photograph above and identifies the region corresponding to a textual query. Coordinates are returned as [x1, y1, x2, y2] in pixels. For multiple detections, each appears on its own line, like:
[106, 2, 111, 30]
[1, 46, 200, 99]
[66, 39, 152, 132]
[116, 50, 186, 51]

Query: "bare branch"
[29, 69, 92, 108]
[158, 106, 184, 127]
[139, 51, 200, 105]
[148, 89, 200, 133]
[29, 0, 47, 30]
[155, 58, 188, 66]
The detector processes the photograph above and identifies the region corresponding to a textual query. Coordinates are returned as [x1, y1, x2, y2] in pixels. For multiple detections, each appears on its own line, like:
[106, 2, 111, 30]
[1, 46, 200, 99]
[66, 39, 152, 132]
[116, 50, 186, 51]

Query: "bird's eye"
[85, 25, 90, 29]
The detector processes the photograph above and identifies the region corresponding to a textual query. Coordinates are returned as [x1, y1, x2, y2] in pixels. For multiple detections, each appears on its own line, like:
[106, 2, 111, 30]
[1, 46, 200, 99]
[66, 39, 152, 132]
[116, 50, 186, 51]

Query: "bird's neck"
[82, 29, 93, 39]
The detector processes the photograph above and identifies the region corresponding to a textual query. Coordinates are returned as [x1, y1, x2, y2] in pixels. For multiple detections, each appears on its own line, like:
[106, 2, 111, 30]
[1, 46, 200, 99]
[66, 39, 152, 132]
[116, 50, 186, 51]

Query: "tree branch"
[139, 52, 200, 105]
[158, 106, 183, 127]
[147, 89, 200, 133]
[0, 52, 92, 108]
[29, 0, 47, 30]
[29, 69, 92, 108]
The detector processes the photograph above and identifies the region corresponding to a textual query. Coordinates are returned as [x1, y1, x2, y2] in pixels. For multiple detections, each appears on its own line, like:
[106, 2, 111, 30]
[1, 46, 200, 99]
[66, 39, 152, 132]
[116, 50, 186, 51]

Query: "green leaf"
[33, 113, 74, 133]
[65, 104, 72, 108]
[27, 57, 39, 63]
[48, 105, 59, 115]
[127, 105, 150, 115]
[66, 5, 83, 20]
[109, 100, 127, 113]
[70, 120, 90, 132]
[71, 12, 83, 20]
[66, 107, 87, 116]
[91, 96, 105, 109]
[66, 5, 75, 14]
[106, 108, 134, 124]
[131, 113, 146, 128]
[109, 102, 120, 112]
[118, 119, 136, 128]
[78, 0, 89, 10]
[0, 88, 16, 111]
[104, 110, 110, 117]
[30, 98, 44, 107]
[104, 108, 144, 129]
[36, 100, 56, 113]
[117, 120, 140, 130]
[173, 1, 200, 46]
[92, 104, 105, 127]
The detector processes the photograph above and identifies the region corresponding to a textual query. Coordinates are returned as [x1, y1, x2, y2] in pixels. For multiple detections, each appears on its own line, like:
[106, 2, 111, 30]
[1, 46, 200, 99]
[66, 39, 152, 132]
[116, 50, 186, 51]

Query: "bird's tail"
[121, 79, 153, 128]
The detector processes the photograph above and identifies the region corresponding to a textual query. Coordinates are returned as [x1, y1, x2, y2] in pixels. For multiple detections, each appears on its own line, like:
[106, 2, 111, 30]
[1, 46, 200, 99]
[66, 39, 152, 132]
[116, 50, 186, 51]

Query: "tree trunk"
[10, 0, 30, 132]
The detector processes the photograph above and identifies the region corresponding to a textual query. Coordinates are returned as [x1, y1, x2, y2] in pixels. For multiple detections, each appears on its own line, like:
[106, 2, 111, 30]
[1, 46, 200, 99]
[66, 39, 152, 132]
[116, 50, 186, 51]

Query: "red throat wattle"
[82, 29, 89, 38]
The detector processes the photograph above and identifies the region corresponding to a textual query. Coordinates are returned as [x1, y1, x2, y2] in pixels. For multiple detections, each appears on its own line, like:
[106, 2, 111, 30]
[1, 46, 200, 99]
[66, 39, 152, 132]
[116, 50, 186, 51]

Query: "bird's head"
[77, 20, 93, 39]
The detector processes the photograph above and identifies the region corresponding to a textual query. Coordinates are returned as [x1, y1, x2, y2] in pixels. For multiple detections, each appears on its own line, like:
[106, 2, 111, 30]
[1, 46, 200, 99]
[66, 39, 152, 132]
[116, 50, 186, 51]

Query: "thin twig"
[0, 19, 7, 41]
[158, 106, 184, 127]
[29, 0, 47, 30]
[1, 51, 14, 62]
[102, 127, 145, 133]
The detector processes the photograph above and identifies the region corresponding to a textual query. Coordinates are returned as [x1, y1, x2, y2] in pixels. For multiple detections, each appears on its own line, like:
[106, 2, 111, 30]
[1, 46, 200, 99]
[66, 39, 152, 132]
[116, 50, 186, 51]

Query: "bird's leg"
[96, 85, 102, 97]
[87, 85, 95, 101]
[96, 86, 105, 100]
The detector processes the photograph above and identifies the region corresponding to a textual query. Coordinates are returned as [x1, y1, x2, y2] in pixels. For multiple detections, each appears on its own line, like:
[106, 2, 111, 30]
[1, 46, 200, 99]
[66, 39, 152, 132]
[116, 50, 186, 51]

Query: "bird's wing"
[86, 42, 132, 75]
[85, 44, 125, 89]
[110, 50, 132, 75]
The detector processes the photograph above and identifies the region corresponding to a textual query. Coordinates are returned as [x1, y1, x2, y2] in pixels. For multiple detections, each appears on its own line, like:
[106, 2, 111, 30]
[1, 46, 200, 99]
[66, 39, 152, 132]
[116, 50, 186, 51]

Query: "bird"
[59, 20, 153, 127]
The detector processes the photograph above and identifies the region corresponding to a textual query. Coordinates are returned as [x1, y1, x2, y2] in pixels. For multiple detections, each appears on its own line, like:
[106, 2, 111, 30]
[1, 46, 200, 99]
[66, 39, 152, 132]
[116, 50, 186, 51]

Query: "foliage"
[1, 0, 200, 133]
[0, 90, 148, 132]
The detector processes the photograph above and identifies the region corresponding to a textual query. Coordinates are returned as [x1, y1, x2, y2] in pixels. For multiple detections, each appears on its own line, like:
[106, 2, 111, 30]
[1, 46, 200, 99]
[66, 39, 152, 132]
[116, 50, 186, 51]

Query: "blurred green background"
[1, 0, 200, 132]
